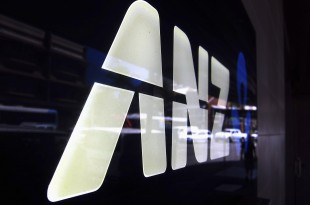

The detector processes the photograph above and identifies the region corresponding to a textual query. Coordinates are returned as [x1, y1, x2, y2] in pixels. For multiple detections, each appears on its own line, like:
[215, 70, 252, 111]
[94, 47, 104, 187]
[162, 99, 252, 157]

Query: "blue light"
[232, 52, 251, 133]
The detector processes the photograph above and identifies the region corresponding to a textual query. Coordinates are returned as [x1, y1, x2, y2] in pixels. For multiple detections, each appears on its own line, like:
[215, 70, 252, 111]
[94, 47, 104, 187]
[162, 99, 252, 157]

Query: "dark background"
[0, 0, 258, 204]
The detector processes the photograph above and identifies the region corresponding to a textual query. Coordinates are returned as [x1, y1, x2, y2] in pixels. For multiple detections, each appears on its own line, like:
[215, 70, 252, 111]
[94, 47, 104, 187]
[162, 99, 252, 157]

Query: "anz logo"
[48, 0, 230, 202]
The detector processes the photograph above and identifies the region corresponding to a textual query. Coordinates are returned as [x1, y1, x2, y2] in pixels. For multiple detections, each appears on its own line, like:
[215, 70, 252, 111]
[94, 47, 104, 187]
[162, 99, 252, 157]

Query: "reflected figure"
[240, 137, 246, 160]
[244, 133, 256, 181]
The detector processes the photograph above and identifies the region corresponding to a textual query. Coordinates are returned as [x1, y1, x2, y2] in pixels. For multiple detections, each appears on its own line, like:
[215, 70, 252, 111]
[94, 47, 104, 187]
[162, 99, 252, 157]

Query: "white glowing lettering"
[48, 0, 230, 202]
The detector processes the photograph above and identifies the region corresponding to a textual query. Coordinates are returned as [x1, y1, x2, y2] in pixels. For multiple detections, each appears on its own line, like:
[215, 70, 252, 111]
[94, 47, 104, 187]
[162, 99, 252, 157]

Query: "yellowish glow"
[102, 0, 163, 87]
[139, 93, 167, 177]
[47, 0, 233, 201]
[173, 26, 208, 163]
[47, 83, 134, 202]
[210, 57, 230, 159]
[171, 102, 187, 170]
[198, 46, 209, 102]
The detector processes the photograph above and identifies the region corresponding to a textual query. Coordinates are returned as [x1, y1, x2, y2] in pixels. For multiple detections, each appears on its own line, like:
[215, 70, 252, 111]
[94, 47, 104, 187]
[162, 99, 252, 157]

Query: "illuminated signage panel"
[48, 0, 231, 202]
[102, 0, 163, 87]
[48, 83, 134, 201]
[139, 93, 167, 177]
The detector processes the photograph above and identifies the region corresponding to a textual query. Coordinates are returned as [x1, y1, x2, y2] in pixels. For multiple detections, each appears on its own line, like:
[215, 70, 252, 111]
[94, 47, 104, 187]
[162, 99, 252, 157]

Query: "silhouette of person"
[244, 133, 256, 181]
[240, 137, 246, 160]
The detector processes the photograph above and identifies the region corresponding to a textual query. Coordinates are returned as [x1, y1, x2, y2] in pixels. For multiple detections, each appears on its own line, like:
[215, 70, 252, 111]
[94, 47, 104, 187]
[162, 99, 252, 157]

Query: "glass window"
[0, 0, 257, 204]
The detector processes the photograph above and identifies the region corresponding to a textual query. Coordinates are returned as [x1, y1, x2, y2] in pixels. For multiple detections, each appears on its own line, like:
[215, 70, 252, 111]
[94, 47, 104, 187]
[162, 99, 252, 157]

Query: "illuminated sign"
[48, 0, 230, 202]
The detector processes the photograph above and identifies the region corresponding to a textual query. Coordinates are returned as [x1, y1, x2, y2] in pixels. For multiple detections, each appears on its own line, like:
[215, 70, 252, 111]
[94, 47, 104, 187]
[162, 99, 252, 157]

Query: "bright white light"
[174, 87, 198, 94]
[244, 105, 257, 110]
[212, 105, 227, 110]
[152, 116, 165, 121]
[170, 117, 187, 122]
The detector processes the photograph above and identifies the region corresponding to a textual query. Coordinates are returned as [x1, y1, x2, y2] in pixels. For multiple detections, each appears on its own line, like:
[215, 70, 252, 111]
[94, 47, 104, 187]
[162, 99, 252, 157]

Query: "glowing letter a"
[47, 0, 164, 202]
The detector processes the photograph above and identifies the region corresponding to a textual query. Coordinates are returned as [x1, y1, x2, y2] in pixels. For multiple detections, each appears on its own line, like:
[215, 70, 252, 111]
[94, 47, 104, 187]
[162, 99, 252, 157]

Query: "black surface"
[0, 0, 259, 204]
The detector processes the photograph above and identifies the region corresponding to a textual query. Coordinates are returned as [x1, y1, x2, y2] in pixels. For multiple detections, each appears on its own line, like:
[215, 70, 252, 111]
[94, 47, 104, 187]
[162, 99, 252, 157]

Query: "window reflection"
[0, 0, 257, 203]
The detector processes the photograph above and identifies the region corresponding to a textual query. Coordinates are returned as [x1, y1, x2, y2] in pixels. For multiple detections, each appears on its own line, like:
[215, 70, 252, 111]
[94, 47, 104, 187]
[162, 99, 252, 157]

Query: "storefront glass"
[0, 0, 257, 204]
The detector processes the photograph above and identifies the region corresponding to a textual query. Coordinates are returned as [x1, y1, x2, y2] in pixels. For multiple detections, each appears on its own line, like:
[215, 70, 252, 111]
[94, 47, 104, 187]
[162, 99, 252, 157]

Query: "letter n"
[171, 27, 209, 169]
